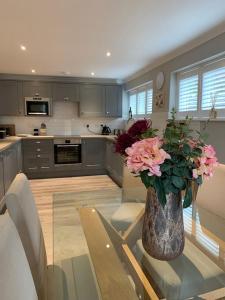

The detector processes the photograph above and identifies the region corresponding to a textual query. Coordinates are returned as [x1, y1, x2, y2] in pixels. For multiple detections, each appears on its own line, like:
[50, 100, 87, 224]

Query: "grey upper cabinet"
[0, 80, 20, 116]
[82, 138, 105, 169]
[79, 85, 105, 117]
[52, 83, 79, 102]
[22, 81, 52, 97]
[105, 85, 122, 118]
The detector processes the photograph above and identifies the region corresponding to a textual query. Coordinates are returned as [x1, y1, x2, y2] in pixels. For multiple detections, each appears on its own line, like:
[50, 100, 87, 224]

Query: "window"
[176, 58, 225, 118]
[128, 82, 153, 116]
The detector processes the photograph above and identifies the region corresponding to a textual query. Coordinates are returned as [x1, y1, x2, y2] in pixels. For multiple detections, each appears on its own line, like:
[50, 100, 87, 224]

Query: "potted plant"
[115, 109, 218, 260]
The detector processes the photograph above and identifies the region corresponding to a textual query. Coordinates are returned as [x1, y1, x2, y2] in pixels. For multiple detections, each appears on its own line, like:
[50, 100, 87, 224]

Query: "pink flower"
[193, 145, 218, 179]
[125, 137, 170, 177]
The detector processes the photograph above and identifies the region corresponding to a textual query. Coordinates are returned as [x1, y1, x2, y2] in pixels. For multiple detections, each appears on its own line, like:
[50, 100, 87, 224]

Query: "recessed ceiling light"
[91, 72, 95, 76]
[20, 45, 26, 51]
[106, 51, 111, 57]
[31, 69, 36, 73]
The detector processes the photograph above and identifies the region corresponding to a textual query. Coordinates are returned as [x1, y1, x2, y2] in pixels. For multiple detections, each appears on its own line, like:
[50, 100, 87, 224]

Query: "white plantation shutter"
[178, 75, 198, 112]
[137, 90, 146, 114]
[202, 66, 225, 110]
[128, 82, 153, 116]
[146, 88, 153, 114]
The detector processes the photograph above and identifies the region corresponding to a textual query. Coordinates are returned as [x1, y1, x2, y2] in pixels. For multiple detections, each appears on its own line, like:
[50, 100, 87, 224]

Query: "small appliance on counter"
[113, 129, 124, 136]
[0, 130, 6, 139]
[33, 128, 39, 136]
[39, 123, 47, 136]
[0, 124, 15, 137]
[101, 125, 111, 135]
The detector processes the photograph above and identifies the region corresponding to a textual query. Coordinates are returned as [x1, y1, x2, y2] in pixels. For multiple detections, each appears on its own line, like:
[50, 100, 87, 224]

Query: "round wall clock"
[156, 71, 165, 90]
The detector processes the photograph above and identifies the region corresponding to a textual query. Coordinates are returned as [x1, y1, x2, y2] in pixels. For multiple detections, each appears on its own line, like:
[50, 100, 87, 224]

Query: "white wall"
[0, 101, 125, 135]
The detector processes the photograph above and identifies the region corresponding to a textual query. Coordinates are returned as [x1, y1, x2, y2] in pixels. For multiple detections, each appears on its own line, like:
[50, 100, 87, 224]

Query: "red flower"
[114, 133, 138, 155]
[127, 119, 151, 137]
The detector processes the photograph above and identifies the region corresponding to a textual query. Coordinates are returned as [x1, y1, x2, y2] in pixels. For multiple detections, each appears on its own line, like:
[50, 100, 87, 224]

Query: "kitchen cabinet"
[22, 81, 52, 97]
[106, 140, 123, 187]
[105, 85, 122, 118]
[23, 139, 54, 177]
[53, 83, 79, 102]
[79, 85, 105, 117]
[82, 138, 105, 170]
[0, 154, 4, 200]
[0, 80, 20, 116]
[3, 145, 18, 192]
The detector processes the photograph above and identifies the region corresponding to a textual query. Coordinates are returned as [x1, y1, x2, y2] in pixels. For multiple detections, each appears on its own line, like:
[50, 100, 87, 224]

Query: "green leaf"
[183, 186, 192, 208]
[172, 176, 185, 189]
[172, 167, 184, 177]
[154, 177, 167, 207]
[140, 171, 151, 188]
[183, 143, 191, 155]
[160, 163, 171, 172]
[196, 175, 203, 185]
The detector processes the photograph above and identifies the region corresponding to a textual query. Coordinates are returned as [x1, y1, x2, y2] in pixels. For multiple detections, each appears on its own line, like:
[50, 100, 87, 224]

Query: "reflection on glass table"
[53, 188, 225, 300]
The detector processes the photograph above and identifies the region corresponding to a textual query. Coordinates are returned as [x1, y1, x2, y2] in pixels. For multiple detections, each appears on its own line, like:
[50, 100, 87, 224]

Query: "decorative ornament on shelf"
[114, 108, 218, 260]
[155, 92, 164, 108]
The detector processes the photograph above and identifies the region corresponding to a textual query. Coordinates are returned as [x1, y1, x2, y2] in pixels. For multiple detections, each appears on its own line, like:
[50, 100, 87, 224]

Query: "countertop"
[0, 134, 117, 153]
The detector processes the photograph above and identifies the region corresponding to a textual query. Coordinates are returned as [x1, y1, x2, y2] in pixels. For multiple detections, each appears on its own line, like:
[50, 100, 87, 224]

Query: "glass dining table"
[52, 191, 225, 300]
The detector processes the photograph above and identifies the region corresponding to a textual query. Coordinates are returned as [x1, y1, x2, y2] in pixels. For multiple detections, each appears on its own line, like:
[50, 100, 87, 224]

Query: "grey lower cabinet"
[23, 139, 54, 178]
[22, 81, 52, 97]
[105, 85, 122, 118]
[0, 80, 20, 116]
[79, 85, 105, 117]
[0, 154, 4, 200]
[52, 83, 79, 102]
[106, 140, 123, 187]
[82, 138, 106, 173]
[3, 144, 19, 192]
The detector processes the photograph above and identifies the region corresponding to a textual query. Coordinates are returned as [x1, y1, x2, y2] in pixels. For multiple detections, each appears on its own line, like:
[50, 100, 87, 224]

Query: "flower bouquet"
[115, 109, 218, 260]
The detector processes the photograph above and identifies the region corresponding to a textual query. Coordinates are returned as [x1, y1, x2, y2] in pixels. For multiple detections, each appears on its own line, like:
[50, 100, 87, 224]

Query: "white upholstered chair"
[0, 213, 38, 300]
[4, 173, 47, 300]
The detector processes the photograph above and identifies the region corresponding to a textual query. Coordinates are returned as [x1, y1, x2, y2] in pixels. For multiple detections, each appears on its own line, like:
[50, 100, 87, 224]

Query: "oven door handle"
[55, 144, 80, 147]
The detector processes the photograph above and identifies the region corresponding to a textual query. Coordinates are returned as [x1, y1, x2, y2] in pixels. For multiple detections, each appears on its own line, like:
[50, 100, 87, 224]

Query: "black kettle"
[101, 125, 111, 135]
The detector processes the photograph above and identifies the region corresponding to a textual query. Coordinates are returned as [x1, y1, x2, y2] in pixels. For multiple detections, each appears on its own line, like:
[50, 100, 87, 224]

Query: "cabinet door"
[79, 85, 105, 117]
[22, 81, 52, 97]
[0, 155, 5, 200]
[3, 146, 18, 192]
[0, 80, 19, 116]
[105, 85, 122, 118]
[82, 138, 105, 169]
[53, 83, 79, 102]
[16, 142, 23, 173]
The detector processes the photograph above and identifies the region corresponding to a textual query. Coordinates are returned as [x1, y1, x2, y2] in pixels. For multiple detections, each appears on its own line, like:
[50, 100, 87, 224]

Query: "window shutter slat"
[178, 75, 198, 112]
[137, 91, 146, 114]
[129, 94, 137, 115]
[202, 66, 225, 110]
[146, 89, 153, 114]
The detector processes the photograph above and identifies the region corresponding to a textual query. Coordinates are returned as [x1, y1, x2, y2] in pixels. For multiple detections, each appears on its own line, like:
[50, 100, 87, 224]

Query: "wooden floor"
[30, 175, 118, 265]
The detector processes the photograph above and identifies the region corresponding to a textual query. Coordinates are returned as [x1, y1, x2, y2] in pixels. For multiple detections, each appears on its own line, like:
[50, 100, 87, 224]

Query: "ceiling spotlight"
[106, 51, 111, 57]
[91, 72, 95, 76]
[31, 69, 36, 73]
[20, 45, 26, 51]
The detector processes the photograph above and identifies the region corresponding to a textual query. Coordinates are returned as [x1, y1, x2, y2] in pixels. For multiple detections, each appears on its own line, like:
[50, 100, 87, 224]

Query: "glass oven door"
[54, 144, 81, 164]
[26, 101, 49, 115]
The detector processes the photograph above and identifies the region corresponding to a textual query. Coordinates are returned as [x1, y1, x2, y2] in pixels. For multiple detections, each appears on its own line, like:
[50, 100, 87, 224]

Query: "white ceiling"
[0, 0, 225, 80]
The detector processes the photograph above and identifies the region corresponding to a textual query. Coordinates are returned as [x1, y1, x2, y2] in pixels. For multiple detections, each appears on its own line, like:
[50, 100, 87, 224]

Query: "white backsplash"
[0, 101, 126, 135]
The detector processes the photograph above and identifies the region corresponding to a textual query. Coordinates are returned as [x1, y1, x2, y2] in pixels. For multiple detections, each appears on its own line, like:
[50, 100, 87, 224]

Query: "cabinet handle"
[28, 167, 38, 170]
[106, 111, 110, 114]
[37, 149, 41, 152]
[41, 166, 50, 169]
[64, 97, 69, 101]
[35, 93, 39, 96]
[37, 155, 41, 158]
[36, 141, 41, 144]
[86, 164, 100, 167]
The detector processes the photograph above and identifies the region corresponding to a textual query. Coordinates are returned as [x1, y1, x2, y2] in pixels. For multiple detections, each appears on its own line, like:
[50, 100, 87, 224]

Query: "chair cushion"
[111, 202, 145, 231]
[4, 173, 47, 300]
[135, 238, 225, 299]
[196, 164, 225, 219]
[0, 214, 38, 300]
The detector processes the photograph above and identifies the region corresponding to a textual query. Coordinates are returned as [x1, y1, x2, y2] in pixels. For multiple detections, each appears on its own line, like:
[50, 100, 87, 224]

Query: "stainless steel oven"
[25, 97, 52, 116]
[54, 138, 81, 165]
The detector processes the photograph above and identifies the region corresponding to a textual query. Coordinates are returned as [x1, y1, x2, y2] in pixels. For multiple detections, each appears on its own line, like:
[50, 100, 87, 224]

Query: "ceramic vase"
[142, 188, 185, 261]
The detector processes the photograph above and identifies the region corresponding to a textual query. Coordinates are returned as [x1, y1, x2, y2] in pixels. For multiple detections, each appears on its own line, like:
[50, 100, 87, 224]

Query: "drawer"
[23, 139, 53, 154]
[23, 153, 53, 172]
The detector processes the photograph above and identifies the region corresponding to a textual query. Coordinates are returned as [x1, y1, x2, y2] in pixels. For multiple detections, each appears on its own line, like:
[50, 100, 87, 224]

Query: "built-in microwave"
[25, 97, 52, 116]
